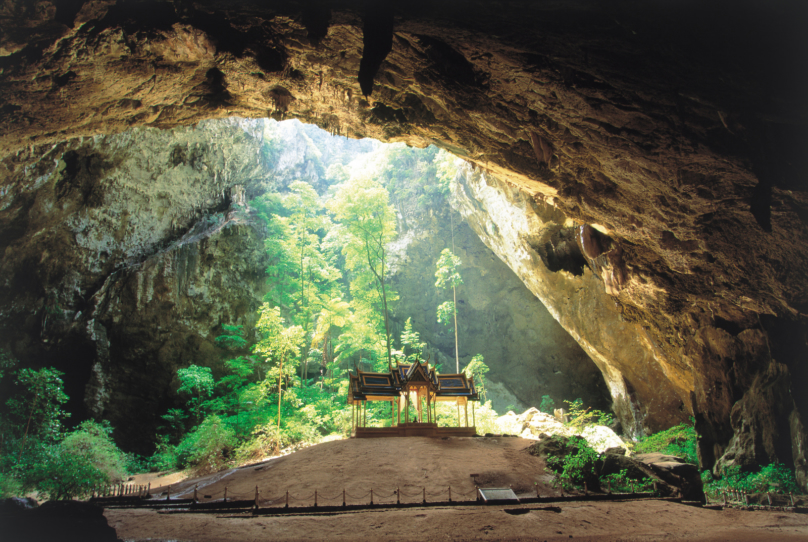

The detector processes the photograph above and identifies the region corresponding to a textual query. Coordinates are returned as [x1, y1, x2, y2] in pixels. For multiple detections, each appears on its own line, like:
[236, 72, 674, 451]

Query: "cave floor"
[106, 437, 808, 540]
[106, 500, 808, 541]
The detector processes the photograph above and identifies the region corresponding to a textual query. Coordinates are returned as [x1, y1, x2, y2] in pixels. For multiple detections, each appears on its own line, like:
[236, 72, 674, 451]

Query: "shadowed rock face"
[1, 1, 807, 482]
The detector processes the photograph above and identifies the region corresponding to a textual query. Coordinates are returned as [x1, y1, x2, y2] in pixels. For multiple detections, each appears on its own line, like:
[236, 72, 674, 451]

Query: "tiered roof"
[348, 360, 479, 404]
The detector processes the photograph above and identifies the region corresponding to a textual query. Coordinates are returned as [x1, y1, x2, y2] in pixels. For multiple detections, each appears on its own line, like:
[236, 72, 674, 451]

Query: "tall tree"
[327, 176, 398, 370]
[435, 248, 463, 372]
[253, 304, 305, 450]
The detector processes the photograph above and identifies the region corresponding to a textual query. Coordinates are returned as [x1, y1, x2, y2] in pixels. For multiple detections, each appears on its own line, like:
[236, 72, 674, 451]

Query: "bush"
[545, 436, 600, 491]
[148, 436, 179, 472]
[600, 468, 654, 493]
[59, 421, 128, 483]
[0, 471, 22, 498]
[539, 395, 554, 414]
[705, 463, 801, 495]
[564, 399, 613, 432]
[32, 446, 108, 500]
[176, 415, 236, 474]
[635, 421, 698, 464]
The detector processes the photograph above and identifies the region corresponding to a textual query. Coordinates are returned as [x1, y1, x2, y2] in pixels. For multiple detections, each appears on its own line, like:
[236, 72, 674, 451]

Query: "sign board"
[477, 487, 520, 504]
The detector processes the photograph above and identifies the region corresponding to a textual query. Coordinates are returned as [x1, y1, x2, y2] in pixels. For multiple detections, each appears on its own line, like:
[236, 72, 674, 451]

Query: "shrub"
[235, 422, 286, 464]
[148, 436, 179, 472]
[539, 395, 554, 414]
[176, 415, 236, 474]
[0, 471, 22, 498]
[32, 446, 108, 500]
[635, 421, 698, 464]
[564, 399, 613, 432]
[59, 420, 128, 483]
[545, 436, 599, 491]
[705, 463, 801, 495]
[600, 468, 654, 493]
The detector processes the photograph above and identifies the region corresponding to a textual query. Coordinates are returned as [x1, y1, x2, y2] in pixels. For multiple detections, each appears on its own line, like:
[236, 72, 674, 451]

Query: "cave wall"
[0, 118, 273, 451]
[388, 204, 611, 416]
[1, 0, 807, 482]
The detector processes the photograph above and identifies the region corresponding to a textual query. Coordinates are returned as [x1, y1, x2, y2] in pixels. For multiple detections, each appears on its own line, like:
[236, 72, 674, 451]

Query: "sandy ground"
[150, 437, 559, 504]
[104, 437, 808, 541]
[107, 500, 808, 542]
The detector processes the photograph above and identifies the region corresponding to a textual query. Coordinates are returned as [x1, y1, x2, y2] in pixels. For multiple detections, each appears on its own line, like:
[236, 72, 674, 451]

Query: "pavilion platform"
[353, 423, 477, 438]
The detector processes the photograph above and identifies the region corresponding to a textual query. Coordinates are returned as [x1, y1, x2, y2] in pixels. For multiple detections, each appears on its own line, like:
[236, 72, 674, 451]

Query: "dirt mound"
[159, 436, 558, 505]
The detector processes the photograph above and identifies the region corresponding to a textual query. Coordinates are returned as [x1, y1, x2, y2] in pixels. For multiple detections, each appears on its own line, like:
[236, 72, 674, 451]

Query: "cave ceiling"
[1, 0, 807, 480]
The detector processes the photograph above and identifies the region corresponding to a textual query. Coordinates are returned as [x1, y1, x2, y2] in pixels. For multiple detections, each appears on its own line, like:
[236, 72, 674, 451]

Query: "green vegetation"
[545, 436, 600, 491]
[634, 420, 698, 464]
[435, 248, 463, 372]
[462, 354, 489, 402]
[134, 129, 503, 477]
[563, 398, 613, 432]
[702, 464, 801, 497]
[539, 395, 554, 414]
[0, 358, 132, 500]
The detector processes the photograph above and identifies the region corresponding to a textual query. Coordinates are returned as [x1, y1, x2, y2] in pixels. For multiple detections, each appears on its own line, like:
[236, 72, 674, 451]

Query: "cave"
[1, 0, 807, 495]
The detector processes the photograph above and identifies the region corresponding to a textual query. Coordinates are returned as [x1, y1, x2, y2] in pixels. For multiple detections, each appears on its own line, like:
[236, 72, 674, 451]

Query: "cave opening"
[0, 117, 613, 456]
[1, 0, 806, 503]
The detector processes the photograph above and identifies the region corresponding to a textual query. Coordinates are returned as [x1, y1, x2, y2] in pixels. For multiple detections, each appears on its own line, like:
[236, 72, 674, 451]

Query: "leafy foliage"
[539, 395, 555, 414]
[545, 436, 600, 491]
[463, 354, 489, 401]
[634, 420, 698, 465]
[600, 469, 655, 493]
[563, 399, 613, 432]
[704, 463, 802, 496]
[6, 367, 70, 443]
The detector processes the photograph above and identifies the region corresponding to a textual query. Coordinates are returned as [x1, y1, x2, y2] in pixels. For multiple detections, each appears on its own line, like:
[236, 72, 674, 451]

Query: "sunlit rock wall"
[388, 206, 612, 416]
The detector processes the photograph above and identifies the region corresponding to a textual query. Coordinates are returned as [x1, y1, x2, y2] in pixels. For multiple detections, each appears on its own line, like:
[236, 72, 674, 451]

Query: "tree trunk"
[276, 348, 287, 452]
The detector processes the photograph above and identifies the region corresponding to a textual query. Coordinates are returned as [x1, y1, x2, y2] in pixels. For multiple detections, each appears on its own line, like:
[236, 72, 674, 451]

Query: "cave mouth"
[0, 116, 613, 455]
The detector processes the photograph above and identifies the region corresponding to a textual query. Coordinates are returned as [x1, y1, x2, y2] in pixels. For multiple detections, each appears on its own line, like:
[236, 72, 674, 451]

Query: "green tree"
[6, 368, 70, 463]
[435, 248, 463, 372]
[214, 324, 248, 351]
[327, 176, 398, 370]
[253, 304, 305, 450]
[463, 354, 489, 401]
[539, 395, 555, 414]
[399, 317, 426, 362]
[177, 365, 214, 424]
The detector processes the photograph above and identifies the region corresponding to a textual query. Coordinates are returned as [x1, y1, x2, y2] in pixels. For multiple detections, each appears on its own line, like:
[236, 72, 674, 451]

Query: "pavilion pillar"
[464, 402, 469, 427]
[391, 400, 394, 427]
[456, 400, 461, 426]
[472, 401, 475, 428]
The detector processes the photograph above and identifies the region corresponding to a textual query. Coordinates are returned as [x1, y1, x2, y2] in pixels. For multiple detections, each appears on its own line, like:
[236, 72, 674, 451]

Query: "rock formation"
[1, 0, 806, 484]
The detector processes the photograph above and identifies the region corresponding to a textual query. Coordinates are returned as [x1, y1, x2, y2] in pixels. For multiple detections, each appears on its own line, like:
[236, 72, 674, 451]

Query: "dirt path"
[106, 500, 808, 541]
[105, 437, 808, 541]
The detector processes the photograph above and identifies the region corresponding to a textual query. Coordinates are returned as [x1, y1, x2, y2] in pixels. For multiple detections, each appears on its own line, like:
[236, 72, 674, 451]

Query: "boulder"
[580, 425, 625, 453]
[598, 451, 705, 502]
